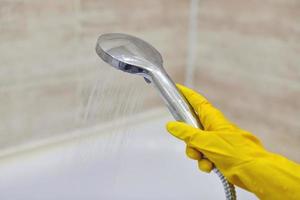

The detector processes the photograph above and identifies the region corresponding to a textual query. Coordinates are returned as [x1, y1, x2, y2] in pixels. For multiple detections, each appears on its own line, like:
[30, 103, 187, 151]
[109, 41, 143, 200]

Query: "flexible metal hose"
[213, 168, 236, 200]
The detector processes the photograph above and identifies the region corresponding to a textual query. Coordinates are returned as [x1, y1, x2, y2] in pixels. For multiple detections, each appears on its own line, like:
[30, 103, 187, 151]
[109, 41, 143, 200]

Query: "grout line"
[185, 0, 199, 88]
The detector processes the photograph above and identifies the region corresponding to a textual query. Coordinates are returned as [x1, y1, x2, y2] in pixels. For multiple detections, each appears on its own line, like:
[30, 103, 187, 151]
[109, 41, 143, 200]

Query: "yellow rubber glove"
[166, 84, 300, 200]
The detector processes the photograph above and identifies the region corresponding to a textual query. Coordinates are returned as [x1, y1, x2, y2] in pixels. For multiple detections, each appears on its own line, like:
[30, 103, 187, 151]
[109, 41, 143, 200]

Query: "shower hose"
[214, 168, 236, 200]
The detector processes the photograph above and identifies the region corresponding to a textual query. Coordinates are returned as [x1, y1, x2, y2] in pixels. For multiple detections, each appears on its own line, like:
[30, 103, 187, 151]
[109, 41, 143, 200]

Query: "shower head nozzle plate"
[96, 33, 163, 74]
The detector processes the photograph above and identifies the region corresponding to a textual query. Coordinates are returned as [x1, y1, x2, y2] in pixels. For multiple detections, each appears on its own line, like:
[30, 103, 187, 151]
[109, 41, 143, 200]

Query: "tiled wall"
[0, 0, 299, 162]
[0, 0, 189, 151]
[189, 0, 300, 162]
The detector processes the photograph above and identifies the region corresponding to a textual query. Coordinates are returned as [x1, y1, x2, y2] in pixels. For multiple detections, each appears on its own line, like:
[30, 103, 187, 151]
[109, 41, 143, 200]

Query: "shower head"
[95, 33, 201, 128]
[96, 33, 163, 83]
[95, 33, 236, 200]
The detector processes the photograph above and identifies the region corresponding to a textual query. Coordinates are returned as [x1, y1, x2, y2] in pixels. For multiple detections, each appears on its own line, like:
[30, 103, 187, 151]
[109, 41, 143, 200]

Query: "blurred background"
[0, 0, 299, 199]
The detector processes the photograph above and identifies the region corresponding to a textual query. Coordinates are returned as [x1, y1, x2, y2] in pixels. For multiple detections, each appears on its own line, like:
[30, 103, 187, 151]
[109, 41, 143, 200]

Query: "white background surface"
[0, 115, 256, 200]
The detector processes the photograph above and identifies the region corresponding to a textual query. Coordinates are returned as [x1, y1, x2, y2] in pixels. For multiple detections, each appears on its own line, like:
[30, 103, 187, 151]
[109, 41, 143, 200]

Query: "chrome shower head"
[95, 33, 201, 128]
[95, 33, 236, 200]
[96, 33, 163, 83]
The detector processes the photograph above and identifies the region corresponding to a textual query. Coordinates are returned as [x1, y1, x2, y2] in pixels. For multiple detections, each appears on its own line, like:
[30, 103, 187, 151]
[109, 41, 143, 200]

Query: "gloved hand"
[166, 84, 300, 200]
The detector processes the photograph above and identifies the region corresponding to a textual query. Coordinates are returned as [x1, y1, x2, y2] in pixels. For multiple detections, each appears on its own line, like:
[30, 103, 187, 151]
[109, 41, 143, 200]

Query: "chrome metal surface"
[95, 33, 236, 200]
[96, 33, 202, 129]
